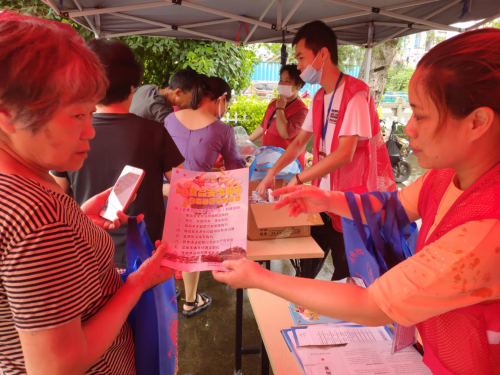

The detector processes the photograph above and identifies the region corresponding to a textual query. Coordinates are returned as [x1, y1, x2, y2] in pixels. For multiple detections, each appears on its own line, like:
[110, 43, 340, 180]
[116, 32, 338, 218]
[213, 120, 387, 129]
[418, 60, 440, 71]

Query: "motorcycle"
[385, 121, 412, 183]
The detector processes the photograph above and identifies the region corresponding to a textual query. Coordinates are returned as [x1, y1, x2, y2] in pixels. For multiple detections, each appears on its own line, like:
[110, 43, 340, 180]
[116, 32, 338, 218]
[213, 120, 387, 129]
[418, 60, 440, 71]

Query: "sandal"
[182, 293, 212, 318]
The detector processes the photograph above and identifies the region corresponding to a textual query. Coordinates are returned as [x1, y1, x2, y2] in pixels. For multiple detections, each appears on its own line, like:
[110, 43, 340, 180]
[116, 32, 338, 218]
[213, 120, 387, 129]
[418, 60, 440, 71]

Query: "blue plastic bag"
[122, 218, 177, 375]
[248, 146, 302, 182]
[341, 191, 418, 287]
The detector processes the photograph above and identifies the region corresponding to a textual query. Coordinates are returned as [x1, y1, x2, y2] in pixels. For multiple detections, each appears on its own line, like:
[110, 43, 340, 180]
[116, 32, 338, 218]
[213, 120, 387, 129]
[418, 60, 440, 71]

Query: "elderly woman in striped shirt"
[0, 12, 172, 375]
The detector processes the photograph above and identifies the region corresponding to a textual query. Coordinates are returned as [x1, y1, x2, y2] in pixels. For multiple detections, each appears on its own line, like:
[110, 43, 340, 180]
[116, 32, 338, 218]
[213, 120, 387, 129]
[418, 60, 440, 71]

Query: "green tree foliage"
[126, 37, 258, 92]
[383, 66, 415, 93]
[225, 95, 270, 134]
[256, 43, 365, 72]
[483, 18, 500, 29]
[1, 0, 259, 93]
[225, 95, 310, 135]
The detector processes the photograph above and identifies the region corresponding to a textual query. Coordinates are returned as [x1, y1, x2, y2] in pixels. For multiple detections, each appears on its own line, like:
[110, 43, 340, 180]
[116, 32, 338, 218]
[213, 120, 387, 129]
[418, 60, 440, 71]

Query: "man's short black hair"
[292, 21, 338, 66]
[86, 39, 143, 106]
[279, 64, 305, 89]
[164, 67, 199, 92]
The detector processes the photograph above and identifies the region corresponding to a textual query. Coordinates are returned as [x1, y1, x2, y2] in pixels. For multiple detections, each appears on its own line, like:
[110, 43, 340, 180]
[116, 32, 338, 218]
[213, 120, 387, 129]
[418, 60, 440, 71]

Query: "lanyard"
[265, 95, 299, 133]
[321, 72, 344, 142]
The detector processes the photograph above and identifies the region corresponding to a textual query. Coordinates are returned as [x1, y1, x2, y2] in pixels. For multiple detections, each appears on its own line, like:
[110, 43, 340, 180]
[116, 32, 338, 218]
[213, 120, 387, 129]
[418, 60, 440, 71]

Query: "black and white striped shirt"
[0, 174, 135, 375]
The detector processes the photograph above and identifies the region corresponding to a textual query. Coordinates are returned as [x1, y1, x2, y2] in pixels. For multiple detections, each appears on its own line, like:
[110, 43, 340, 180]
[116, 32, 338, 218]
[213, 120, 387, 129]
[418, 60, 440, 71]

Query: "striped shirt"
[0, 174, 135, 375]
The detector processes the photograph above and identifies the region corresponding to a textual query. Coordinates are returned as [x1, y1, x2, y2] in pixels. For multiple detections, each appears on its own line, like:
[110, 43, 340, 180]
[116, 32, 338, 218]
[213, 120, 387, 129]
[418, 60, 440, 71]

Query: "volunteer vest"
[261, 97, 307, 169]
[311, 75, 396, 230]
[415, 164, 500, 375]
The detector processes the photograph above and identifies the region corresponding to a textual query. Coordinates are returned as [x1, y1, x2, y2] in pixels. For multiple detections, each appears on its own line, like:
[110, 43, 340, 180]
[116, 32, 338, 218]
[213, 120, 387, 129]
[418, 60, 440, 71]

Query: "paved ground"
[175, 153, 426, 375]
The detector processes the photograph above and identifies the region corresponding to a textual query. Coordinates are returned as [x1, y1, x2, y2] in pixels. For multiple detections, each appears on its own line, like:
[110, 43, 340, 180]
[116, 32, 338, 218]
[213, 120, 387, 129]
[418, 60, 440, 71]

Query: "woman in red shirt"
[249, 65, 308, 168]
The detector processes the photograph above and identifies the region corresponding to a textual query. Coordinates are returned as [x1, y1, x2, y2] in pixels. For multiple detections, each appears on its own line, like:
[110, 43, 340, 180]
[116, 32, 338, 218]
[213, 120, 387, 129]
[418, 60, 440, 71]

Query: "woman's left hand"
[81, 187, 144, 230]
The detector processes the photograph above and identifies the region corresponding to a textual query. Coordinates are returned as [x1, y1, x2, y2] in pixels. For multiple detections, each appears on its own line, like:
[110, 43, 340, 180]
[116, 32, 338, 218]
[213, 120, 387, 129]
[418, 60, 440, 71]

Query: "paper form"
[162, 168, 249, 271]
[284, 331, 431, 375]
[294, 325, 392, 347]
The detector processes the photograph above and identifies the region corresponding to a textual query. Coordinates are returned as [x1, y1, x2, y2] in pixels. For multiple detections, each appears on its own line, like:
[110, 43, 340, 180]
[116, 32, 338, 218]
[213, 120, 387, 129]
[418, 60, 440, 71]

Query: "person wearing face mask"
[257, 21, 395, 280]
[164, 75, 245, 317]
[249, 65, 308, 168]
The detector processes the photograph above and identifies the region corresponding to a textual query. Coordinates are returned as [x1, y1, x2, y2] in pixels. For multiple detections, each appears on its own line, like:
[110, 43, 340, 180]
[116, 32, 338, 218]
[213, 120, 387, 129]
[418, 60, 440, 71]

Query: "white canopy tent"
[43, 0, 500, 82]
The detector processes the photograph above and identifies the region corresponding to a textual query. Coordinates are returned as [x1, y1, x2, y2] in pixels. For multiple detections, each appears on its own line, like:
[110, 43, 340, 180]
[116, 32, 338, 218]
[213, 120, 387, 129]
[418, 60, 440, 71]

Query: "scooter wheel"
[393, 160, 412, 183]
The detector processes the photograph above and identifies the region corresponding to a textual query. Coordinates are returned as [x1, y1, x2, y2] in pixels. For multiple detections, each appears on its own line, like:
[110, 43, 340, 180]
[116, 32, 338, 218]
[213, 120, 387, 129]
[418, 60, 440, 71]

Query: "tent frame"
[43, 0, 499, 83]
[48, 0, 480, 43]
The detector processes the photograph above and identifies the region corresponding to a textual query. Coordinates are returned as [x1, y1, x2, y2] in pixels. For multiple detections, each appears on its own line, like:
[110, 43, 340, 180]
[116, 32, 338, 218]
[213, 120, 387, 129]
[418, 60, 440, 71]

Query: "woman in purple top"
[164, 76, 245, 317]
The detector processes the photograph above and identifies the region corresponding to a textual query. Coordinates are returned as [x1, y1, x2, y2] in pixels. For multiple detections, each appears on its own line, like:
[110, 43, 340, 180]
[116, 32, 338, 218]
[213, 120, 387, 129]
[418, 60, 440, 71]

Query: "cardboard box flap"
[250, 203, 323, 229]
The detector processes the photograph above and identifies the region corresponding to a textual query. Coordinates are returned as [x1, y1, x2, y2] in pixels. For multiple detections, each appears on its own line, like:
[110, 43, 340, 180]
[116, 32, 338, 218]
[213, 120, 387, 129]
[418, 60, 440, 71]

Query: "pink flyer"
[161, 168, 249, 271]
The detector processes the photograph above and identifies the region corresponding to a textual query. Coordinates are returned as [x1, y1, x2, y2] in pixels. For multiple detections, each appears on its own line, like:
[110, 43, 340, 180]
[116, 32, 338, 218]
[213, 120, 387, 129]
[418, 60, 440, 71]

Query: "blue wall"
[251, 62, 360, 97]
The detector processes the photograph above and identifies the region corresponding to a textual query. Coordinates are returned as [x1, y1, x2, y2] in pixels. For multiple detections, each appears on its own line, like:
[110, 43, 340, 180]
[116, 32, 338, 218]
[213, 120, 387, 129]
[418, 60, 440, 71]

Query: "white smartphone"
[99, 165, 145, 222]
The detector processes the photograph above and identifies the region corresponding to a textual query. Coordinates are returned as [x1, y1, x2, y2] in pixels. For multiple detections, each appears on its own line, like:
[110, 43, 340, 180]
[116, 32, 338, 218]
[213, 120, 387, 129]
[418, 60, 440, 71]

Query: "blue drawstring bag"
[341, 191, 418, 287]
[122, 217, 177, 375]
[249, 146, 302, 182]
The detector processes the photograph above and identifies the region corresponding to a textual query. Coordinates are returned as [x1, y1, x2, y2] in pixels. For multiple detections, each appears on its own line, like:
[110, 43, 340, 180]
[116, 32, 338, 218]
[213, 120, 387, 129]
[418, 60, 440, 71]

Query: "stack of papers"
[283, 278, 430, 374]
[293, 324, 393, 347]
[282, 325, 431, 375]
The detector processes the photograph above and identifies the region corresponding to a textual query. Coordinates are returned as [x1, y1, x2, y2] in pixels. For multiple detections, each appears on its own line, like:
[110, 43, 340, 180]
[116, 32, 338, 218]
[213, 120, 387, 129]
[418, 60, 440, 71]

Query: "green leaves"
[384, 66, 415, 93]
[255, 43, 365, 72]
[225, 95, 270, 134]
[5, 0, 258, 93]
[115, 37, 257, 93]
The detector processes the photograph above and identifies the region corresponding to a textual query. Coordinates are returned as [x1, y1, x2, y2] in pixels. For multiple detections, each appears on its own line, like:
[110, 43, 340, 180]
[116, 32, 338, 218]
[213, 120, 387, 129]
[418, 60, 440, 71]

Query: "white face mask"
[277, 84, 294, 98]
[300, 53, 324, 85]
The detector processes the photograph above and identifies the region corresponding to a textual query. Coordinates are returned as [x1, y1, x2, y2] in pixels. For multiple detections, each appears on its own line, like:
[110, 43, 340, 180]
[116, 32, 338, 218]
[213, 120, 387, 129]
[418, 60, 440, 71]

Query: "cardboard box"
[247, 180, 324, 241]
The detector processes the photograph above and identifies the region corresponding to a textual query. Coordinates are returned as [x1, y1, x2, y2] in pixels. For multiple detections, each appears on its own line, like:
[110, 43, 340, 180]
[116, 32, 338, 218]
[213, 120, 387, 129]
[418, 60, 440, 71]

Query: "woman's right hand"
[126, 241, 174, 292]
[256, 173, 275, 198]
[273, 185, 333, 216]
[213, 259, 268, 290]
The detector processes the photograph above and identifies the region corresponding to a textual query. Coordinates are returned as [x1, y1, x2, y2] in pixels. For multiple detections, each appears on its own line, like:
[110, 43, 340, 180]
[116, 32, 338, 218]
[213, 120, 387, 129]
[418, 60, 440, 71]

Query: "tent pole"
[466, 13, 500, 30]
[183, 19, 235, 28]
[288, 10, 368, 30]
[282, 0, 303, 27]
[71, 0, 100, 37]
[106, 12, 237, 43]
[363, 47, 372, 84]
[363, 22, 375, 84]
[244, 0, 275, 44]
[277, 0, 282, 30]
[373, 0, 461, 47]
[326, 0, 461, 32]
[67, 1, 174, 17]
[41, 0, 62, 16]
[179, 1, 273, 29]
[288, 0, 438, 30]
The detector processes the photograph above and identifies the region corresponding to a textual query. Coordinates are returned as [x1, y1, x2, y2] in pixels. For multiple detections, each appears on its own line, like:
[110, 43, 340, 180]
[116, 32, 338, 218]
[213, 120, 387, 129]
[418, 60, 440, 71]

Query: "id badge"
[391, 324, 417, 354]
[319, 139, 327, 161]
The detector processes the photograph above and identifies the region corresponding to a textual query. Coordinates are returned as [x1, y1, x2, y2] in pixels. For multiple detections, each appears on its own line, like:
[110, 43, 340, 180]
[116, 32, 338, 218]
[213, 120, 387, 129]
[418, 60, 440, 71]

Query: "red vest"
[311, 75, 396, 230]
[261, 97, 307, 169]
[415, 165, 500, 375]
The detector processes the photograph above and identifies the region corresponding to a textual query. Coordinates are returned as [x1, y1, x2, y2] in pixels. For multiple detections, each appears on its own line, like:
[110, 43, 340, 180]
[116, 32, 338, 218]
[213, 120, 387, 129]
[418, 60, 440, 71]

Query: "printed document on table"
[284, 331, 431, 375]
[162, 168, 249, 272]
[294, 325, 392, 347]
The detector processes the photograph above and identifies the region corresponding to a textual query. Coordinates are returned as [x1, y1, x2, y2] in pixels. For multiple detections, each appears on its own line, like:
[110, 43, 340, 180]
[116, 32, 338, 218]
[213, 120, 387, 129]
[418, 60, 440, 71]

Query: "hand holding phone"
[99, 165, 145, 222]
